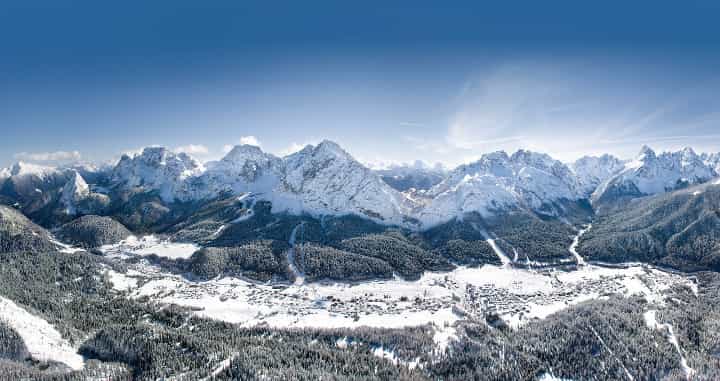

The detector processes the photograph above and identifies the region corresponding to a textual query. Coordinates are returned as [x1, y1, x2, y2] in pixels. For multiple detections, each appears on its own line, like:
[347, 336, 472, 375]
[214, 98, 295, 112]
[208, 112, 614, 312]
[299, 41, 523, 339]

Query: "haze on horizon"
[2, 1, 720, 168]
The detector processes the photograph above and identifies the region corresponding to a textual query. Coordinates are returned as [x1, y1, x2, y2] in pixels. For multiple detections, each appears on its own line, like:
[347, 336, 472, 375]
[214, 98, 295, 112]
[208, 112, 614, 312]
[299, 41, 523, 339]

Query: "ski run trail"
[0, 295, 84, 370]
[471, 222, 512, 267]
[287, 223, 306, 285]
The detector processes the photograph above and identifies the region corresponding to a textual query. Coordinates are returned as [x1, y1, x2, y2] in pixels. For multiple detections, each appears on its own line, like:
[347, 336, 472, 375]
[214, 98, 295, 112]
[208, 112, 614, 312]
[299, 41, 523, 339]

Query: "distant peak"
[637, 145, 656, 160]
[314, 140, 353, 160]
[681, 146, 697, 157]
[223, 144, 265, 159]
[9, 161, 57, 177]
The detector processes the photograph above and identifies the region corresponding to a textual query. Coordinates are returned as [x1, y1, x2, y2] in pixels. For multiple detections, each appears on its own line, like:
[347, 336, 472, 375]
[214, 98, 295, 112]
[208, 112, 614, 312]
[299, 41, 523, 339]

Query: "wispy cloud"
[239, 136, 261, 147]
[14, 150, 81, 163]
[442, 62, 720, 161]
[222, 136, 262, 154]
[174, 144, 209, 156]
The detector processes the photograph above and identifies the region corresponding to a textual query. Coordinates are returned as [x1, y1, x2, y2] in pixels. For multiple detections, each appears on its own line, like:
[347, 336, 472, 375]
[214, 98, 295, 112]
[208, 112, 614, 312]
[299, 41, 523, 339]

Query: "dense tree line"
[187, 240, 292, 282]
[56, 215, 132, 248]
[339, 232, 454, 280]
[0, 321, 28, 361]
[580, 185, 720, 271]
[296, 243, 394, 281]
[0, 205, 58, 253]
[437, 239, 501, 267]
[486, 212, 576, 264]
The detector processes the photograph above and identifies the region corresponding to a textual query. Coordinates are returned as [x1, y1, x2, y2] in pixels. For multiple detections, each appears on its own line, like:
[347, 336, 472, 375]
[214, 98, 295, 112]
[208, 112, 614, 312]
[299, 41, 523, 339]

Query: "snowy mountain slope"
[571, 154, 626, 196]
[1, 162, 68, 198]
[194, 144, 284, 198]
[415, 150, 584, 227]
[276, 141, 414, 224]
[592, 146, 718, 206]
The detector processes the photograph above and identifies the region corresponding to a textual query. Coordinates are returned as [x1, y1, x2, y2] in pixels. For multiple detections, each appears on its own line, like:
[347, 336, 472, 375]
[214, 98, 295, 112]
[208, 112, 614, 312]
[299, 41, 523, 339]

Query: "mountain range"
[2, 141, 718, 230]
[2, 140, 720, 380]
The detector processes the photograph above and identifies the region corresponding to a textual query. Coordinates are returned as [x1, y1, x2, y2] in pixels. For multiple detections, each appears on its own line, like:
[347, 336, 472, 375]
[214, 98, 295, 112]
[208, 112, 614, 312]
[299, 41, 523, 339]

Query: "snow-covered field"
[102, 238, 696, 348]
[101, 235, 199, 259]
[0, 296, 84, 370]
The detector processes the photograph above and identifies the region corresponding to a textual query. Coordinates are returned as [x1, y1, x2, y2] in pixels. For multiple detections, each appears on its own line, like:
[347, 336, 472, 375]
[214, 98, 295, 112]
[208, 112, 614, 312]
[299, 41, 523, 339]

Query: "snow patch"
[101, 235, 199, 259]
[0, 296, 84, 370]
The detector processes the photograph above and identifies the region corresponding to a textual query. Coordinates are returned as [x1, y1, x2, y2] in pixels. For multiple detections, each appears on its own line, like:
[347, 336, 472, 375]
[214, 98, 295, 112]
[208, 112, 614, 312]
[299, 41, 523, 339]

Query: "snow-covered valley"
[101, 236, 697, 349]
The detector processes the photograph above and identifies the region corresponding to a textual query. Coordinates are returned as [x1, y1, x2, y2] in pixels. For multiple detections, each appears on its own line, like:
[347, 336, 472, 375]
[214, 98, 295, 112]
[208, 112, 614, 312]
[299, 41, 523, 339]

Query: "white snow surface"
[537, 373, 574, 381]
[109, 246, 694, 343]
[0, 295, 84, 370]
[101, 235, 199, 259]
[571, 154, 626, 196]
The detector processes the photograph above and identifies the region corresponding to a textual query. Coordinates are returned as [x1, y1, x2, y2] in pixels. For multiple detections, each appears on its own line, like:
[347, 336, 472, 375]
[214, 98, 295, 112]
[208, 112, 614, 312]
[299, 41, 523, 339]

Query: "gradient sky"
[2, 1, 720, 168]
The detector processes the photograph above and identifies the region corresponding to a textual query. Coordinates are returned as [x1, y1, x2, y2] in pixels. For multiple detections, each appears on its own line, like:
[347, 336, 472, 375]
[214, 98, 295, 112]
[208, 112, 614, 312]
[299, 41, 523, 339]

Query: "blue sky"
[2, 1, 720, 168]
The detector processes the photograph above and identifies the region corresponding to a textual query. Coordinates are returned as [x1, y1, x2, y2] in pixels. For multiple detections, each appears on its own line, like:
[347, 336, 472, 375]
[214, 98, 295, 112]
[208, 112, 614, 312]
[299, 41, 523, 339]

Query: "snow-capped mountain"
[571, 154, 626, 196]
[592, 146, 718, 205]
[277, 140, 412, 224]
[6, 141, 719, 230]
[110, 147, 204, 202]
[414, 150, 584, 226]
[1, 162, 69, 201]
[196, 144, 284, 197]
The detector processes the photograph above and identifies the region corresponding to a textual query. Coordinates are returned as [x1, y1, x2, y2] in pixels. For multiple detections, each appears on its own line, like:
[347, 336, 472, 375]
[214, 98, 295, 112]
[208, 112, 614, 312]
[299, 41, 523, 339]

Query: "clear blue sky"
[2, 1, 720, 168]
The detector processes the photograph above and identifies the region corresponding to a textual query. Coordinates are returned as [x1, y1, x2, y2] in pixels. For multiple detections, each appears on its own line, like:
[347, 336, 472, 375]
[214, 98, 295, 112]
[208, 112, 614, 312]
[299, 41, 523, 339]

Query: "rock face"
[0, 205, 57, 253]
[56, 215, 132, 248]
[60, 170, 90, 214]
[592, 146, 718, 206]
[59, 171, 111, 216]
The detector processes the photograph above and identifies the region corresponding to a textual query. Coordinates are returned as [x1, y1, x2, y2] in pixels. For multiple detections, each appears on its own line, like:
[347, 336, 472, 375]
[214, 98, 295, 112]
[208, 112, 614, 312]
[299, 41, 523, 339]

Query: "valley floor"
[102, 235, 698, 350]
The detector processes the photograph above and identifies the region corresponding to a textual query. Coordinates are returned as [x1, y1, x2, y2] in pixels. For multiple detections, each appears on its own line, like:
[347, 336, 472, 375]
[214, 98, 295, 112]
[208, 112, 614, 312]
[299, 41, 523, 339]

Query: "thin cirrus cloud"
[439, 62, 720, 162]
[222, 136, 263, 155]
[14, 150, 81, 163]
